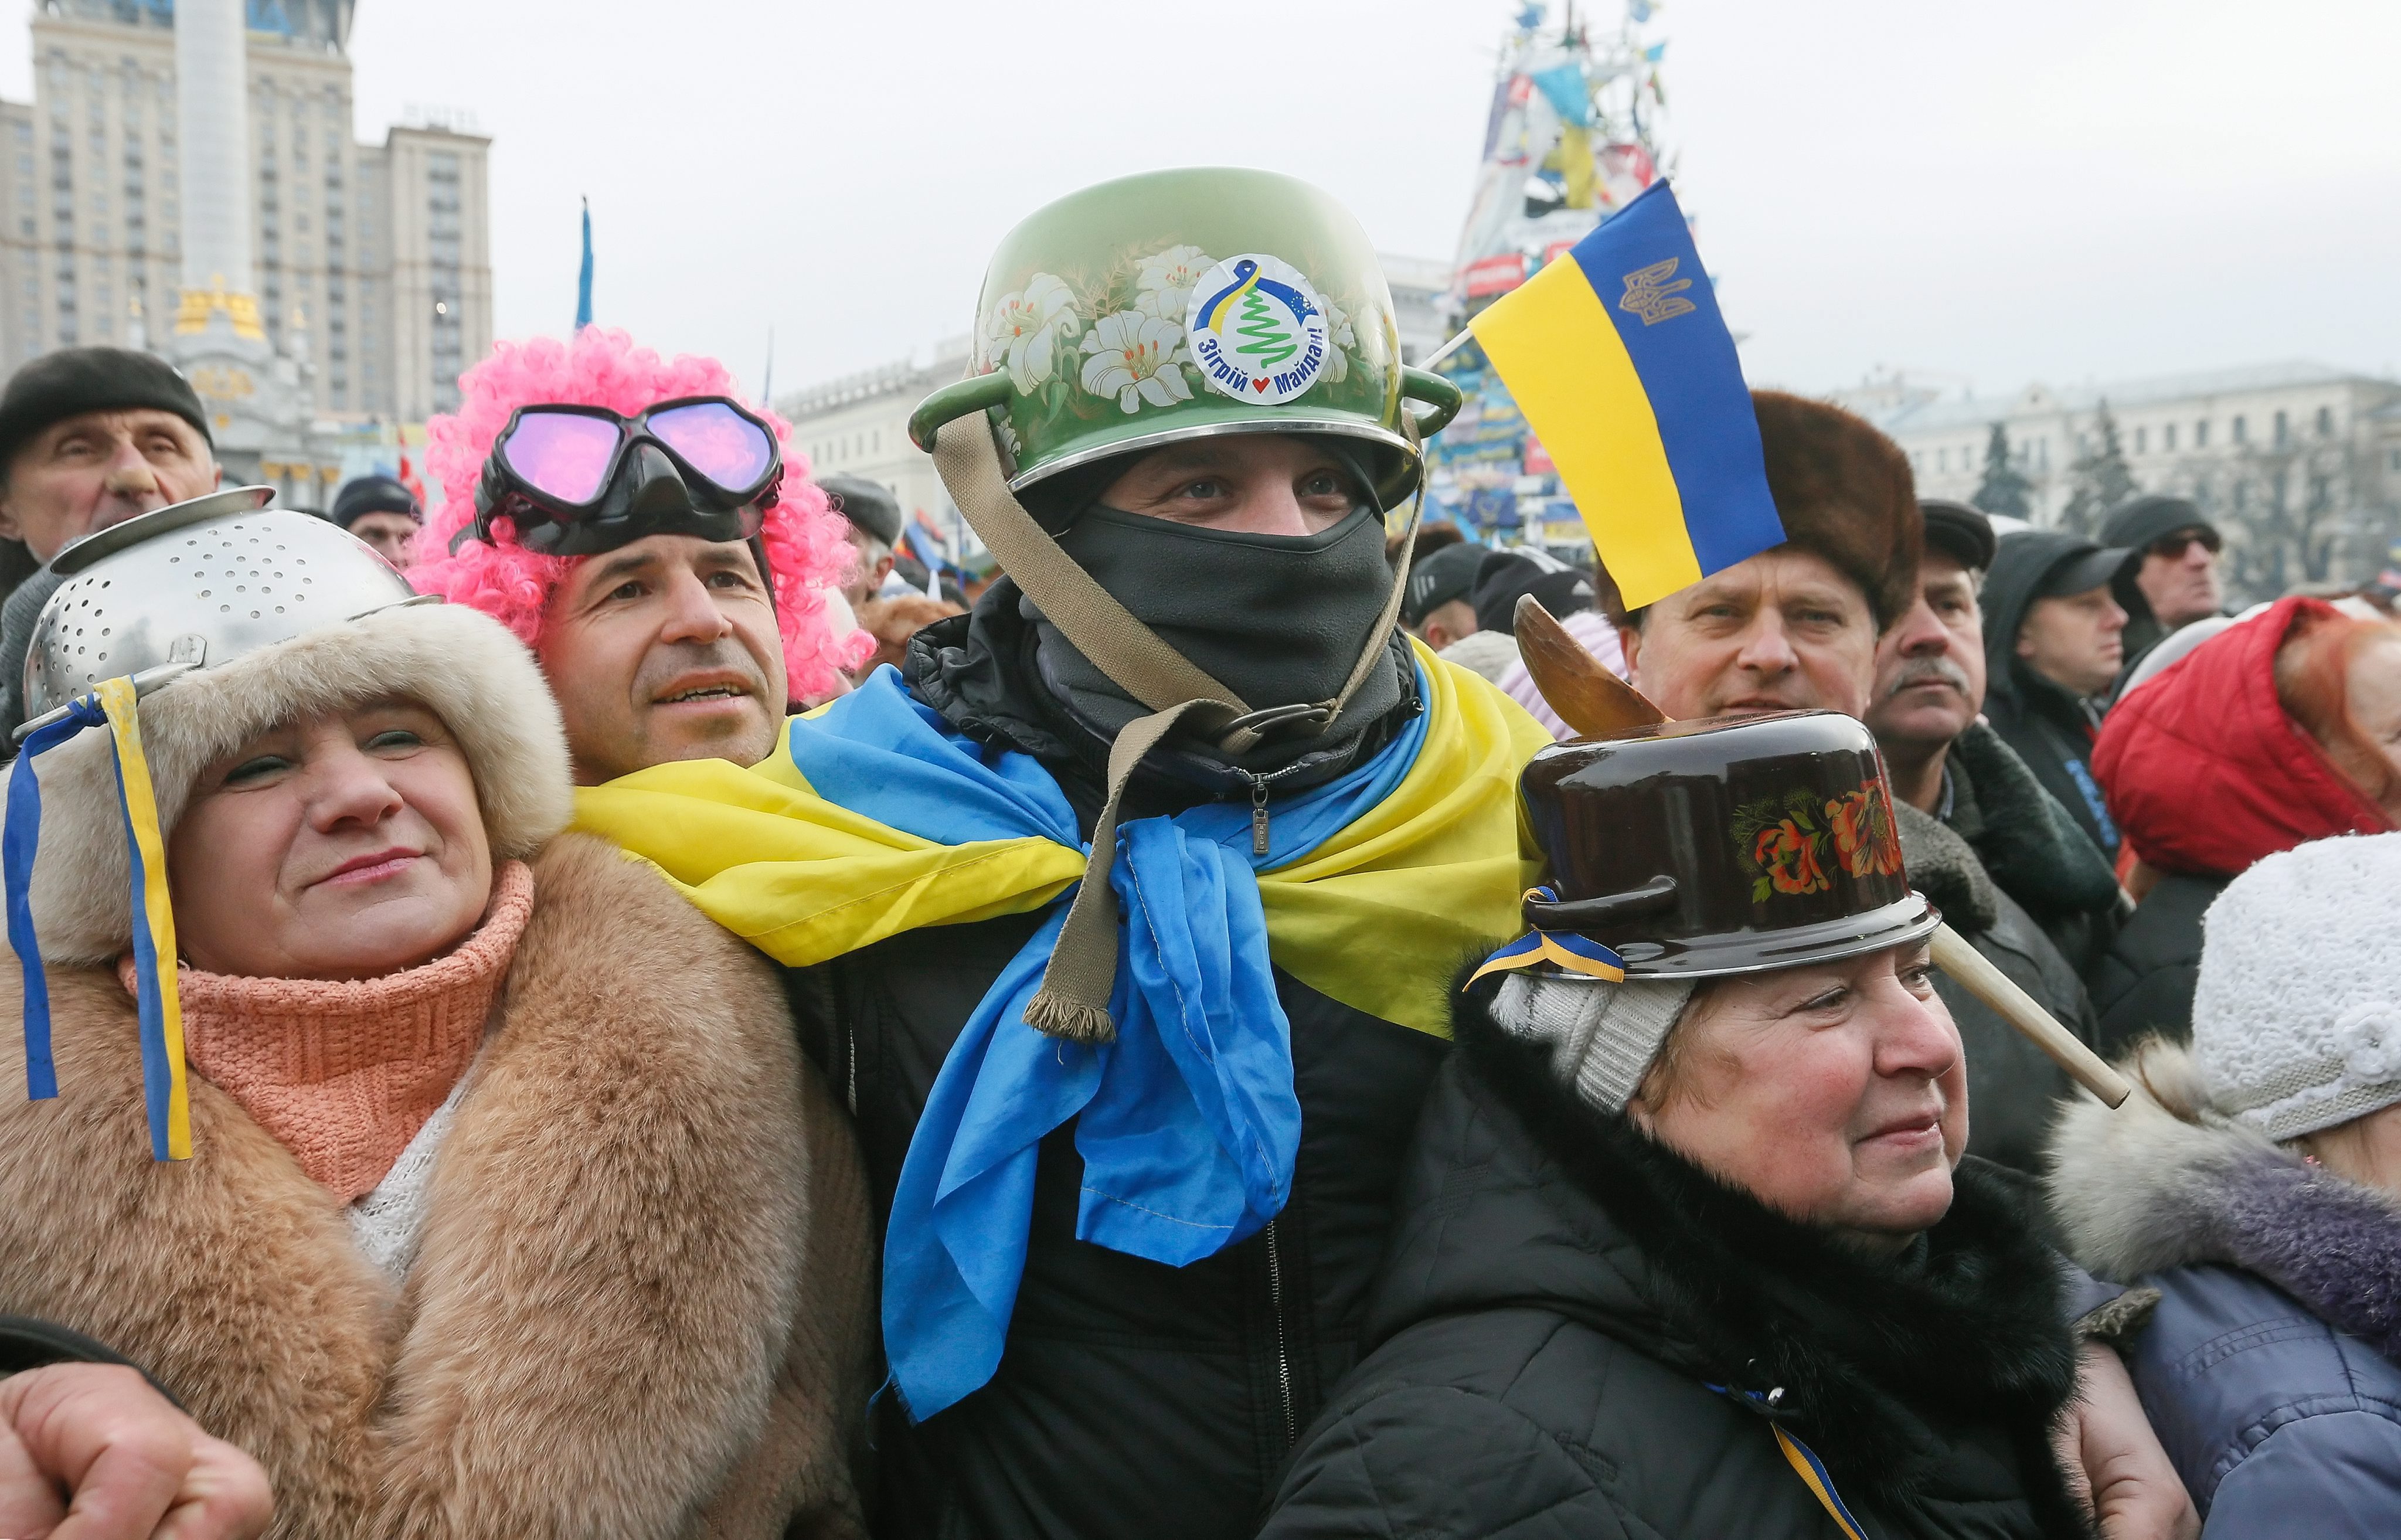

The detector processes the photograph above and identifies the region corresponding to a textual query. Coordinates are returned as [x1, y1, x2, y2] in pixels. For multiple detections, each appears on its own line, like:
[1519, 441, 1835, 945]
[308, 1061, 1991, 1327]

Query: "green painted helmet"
[910, 168, 1459, 509]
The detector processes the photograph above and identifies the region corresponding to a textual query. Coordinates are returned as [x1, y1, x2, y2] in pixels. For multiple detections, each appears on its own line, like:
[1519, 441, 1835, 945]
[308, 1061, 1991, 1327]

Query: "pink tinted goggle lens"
[498, 411, 620, 505]
[647, 401, 775, 492]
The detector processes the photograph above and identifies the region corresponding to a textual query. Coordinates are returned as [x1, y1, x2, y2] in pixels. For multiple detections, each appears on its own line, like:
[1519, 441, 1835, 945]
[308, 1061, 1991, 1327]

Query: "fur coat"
[1262, 981, 2094, 1539]
[0, 834, 876, 1539]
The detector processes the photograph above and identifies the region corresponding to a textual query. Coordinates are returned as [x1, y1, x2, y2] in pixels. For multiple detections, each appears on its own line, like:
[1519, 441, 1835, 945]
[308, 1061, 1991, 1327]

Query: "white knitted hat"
[2193, 832, 2401, 1141]
[1491, 971, 1696, 1110]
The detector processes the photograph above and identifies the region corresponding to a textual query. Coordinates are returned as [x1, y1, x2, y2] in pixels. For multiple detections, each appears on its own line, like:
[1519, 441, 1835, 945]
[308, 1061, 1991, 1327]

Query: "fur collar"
[1453, 982, 2090, 1532]
[2050, 1041, 2401, 1362]
[0, 834, 871, 1538]
[1895, 798, 2000, 933]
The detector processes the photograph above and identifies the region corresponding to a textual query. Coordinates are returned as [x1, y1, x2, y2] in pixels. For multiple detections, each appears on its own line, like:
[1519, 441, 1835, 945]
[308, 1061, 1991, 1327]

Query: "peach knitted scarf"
[123, 862, 536, 1202]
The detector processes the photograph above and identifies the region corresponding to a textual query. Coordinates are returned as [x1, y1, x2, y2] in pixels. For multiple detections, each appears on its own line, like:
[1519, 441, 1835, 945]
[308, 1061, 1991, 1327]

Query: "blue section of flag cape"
[788, 669, 1426, 1420]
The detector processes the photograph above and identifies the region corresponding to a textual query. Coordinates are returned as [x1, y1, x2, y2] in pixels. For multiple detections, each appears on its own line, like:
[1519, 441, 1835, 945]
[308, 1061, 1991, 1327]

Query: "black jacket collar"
[1373, 978, 2091, 1530]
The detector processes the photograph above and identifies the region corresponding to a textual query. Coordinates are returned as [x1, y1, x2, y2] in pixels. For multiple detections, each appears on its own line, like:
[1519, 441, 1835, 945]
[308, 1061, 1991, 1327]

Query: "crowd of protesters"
[0, 164, 2393, 1540]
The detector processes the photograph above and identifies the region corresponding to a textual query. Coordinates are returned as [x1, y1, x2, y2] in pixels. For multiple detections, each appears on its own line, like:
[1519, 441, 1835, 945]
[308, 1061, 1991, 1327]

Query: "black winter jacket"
[1980, 542, 2124, 864]
[784, 596, 1462, 1540]
[1262, 985, 2094, 1540]
[1895, 800, 2099, 1179]
[2087, 871, 2226, 1056]
[1983, 660, 2119, 865]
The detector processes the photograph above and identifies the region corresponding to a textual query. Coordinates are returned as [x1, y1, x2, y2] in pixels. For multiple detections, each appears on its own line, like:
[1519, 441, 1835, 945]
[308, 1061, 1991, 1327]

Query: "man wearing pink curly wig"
[410, 328, 869, 783]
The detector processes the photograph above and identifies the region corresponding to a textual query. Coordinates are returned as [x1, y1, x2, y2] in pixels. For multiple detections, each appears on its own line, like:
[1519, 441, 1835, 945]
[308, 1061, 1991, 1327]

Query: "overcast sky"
[11, 0, 2396, 403]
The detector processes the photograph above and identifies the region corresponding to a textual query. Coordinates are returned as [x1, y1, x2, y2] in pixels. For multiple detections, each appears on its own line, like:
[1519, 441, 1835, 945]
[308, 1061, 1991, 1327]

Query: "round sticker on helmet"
[1185, 253, 1333, 406]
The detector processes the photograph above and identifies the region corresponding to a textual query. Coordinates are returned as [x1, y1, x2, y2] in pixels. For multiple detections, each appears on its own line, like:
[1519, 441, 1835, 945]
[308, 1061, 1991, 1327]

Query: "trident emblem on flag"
[1617, 257, 1696, 325]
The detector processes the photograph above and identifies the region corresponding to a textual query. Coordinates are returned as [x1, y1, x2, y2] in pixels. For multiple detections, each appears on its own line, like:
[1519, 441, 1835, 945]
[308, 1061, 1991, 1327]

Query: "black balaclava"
[1019, 438, 1413, 779]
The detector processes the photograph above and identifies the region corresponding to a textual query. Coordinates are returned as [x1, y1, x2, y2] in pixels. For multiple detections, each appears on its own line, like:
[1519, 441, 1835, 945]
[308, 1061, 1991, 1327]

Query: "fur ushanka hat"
[6, 505, 572, 970]
[1595, 390, 1923, 633]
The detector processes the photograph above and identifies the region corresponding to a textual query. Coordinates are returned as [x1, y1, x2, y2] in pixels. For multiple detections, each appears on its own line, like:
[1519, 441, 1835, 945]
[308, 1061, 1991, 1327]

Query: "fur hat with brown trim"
[5, 505, 572, 969]
[1595, 389, 1923, 632]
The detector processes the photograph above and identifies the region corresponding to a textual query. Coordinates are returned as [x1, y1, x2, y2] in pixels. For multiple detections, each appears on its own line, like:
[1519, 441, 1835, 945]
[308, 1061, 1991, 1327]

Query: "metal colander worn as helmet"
[6, 485, 569, 1168]
[909, 167, 1460, 508]
[20, 486, 426, 736]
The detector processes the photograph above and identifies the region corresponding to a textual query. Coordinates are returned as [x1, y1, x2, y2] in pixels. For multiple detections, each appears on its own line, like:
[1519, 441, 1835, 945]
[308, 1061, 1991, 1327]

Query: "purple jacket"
[2050, 1044, 2401, 1535]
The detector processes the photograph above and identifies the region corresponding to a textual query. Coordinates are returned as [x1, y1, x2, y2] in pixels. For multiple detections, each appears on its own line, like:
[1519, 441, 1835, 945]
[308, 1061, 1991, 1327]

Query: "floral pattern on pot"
[1134, 244, 1213, 321]
[1081, 311, 1194, 413]
[1733, 788, 1834, 901]
[1733, 778, 1909, 902]
[954, 169, 1413, 495]
[1753, 817, 1831, 897]
[1320, 295, 1355, 386]
[1825, 780, 1905, 879]
[987, 274, 1082, 396]
[974, 250, 1380, 423]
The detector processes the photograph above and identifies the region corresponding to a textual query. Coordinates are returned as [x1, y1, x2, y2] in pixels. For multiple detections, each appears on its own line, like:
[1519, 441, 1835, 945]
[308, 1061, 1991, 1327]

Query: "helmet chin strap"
[930, 411, 1426, 1044]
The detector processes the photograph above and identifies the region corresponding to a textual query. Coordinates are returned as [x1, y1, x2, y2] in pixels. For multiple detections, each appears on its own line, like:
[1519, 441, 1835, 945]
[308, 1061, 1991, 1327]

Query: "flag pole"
[574, 197, 594, 331]
[1419, 328, 1474, 372]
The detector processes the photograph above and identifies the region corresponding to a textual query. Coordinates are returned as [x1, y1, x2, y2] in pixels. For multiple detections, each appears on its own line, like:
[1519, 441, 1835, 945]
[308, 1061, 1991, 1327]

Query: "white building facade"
[1839, 361, 2401, 596]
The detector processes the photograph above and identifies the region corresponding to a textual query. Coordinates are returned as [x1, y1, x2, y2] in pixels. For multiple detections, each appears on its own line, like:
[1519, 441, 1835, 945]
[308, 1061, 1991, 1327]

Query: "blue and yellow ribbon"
[1708, 1383, 1871, 1540]
[6, 677, 191, 1161]
[1466, 885, 1627, 986]
[1769, 1424, 1871, 1540]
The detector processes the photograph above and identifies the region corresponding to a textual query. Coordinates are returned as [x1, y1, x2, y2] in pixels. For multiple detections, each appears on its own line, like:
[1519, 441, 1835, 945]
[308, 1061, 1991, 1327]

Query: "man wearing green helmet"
[576, 168, 1552, 1539]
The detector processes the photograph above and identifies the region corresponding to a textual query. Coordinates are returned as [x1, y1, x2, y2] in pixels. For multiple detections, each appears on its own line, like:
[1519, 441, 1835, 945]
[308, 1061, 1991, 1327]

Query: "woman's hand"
[2056, 1342, 2199, 1540]
[0, 1364, 270, 1539]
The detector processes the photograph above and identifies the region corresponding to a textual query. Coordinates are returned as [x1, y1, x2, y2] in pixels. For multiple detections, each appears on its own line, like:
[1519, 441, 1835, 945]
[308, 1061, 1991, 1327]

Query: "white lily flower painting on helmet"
[1080, 311, 1194, 413]
[986, 274, 1081, 395]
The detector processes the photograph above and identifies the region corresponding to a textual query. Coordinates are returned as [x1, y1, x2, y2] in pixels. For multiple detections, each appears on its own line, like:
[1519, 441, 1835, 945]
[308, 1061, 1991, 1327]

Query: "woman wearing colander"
[0, 492, 873, 1538]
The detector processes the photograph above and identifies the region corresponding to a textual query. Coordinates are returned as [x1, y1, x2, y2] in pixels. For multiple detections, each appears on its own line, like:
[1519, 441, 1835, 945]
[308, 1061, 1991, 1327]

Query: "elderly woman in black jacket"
[1262, 712, 2193, 1539]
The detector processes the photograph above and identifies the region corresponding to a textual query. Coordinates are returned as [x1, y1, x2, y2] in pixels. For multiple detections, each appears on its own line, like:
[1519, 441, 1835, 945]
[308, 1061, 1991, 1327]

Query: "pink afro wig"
[409, 327, 873, 701]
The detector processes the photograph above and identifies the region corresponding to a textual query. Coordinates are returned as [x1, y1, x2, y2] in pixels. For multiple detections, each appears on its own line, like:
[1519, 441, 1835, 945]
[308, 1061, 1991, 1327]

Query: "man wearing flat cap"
[0, 346, 221, 742]
[329, 472, 423, 569]
[2103, 492, 2223, 662]
[1980, 531, 2136, 862]
[821, 471, 906, 608]
[1400, 539, 1485, 652]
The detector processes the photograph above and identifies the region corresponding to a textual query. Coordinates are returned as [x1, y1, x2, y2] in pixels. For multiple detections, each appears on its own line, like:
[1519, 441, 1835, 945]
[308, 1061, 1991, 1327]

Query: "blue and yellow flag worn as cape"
[574, 641, 1548, 1419]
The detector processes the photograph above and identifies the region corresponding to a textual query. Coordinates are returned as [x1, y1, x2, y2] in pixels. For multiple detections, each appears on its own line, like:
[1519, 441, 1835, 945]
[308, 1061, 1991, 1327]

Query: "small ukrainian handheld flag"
[1467, 180, 1782, 611]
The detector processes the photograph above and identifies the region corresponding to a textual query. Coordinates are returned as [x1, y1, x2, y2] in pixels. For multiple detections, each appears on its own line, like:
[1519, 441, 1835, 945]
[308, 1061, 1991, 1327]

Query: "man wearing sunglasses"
[409, 330, 867, 784]
[572, 172, 1550, 1540]
[2102, 494, 2225, 665]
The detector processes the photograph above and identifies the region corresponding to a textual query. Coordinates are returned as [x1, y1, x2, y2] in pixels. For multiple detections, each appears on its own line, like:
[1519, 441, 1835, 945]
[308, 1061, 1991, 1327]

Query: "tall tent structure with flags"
[1429, 1, 1681, 550]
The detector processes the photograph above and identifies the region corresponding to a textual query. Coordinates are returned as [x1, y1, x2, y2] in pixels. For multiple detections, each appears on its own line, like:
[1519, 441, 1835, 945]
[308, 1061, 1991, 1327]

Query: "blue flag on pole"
[575, 198, 594, 331]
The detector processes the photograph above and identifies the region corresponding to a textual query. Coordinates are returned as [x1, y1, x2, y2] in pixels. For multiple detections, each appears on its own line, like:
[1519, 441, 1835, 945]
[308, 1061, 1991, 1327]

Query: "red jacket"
[2094, 596, 2393, 876]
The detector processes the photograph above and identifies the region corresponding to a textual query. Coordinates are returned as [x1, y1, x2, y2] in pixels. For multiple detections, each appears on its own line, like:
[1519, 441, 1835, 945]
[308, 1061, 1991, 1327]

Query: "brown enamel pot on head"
[1519, 709, 1938, 978]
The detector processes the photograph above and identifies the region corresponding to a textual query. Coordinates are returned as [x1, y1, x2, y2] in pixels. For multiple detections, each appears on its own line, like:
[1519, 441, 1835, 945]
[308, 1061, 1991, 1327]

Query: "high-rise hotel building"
[0, 0, 491, 421]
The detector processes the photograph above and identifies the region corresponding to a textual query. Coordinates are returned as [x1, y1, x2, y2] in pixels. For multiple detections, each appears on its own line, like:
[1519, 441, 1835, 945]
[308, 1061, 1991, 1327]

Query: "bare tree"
[2174, 438, 2372, 603]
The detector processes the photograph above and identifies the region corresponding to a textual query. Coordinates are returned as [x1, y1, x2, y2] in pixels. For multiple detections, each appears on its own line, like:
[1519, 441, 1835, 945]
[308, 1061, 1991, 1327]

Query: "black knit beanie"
[0, 348, 212, 474]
